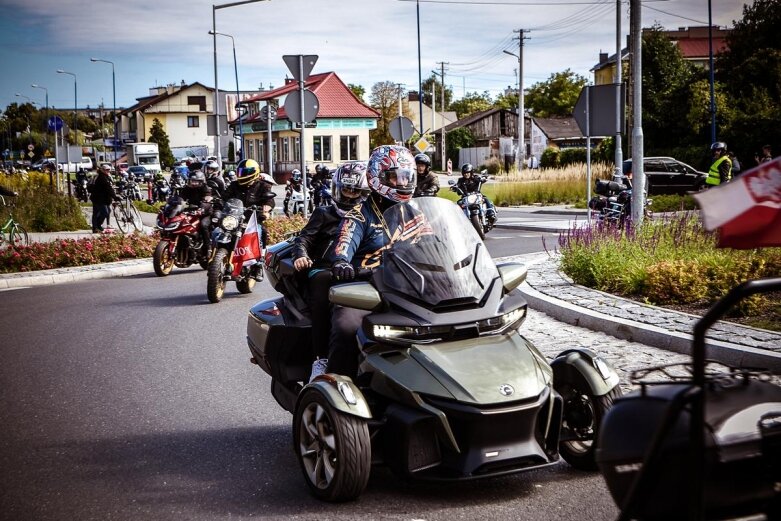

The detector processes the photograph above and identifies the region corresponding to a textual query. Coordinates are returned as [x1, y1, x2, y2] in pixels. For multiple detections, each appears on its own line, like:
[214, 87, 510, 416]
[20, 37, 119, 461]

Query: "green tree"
[449, 91, 492, 119]
[348, 83, 366, 102]
[148, 118, 175, 169]
[525, 69, 587, 117]
[446, 127, 475, 167]
[493, 91, 518, 111]
[421, 74, 454, 109]
[368, 81, 414, 148]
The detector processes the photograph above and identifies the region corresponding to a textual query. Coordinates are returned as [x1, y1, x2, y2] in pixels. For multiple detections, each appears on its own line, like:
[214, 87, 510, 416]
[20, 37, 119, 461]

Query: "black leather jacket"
[455, 175, 483, 194]
[292, 204, 342, 268]
[414, 173, 440, 197]
[222, 180, 276, 209]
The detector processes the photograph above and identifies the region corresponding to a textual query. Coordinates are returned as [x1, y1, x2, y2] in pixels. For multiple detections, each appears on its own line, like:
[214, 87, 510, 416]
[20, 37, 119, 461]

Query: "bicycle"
[111, 187, 143, 234]
[0, 195, 29, 247]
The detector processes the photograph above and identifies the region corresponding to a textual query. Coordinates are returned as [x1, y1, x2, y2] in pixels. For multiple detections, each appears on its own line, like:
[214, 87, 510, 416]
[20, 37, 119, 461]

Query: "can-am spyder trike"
[246, 197, 622, 501]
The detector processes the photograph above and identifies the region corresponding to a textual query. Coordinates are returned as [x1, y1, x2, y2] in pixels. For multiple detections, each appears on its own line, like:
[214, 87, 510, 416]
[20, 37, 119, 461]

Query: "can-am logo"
[499, 384, 514, 396]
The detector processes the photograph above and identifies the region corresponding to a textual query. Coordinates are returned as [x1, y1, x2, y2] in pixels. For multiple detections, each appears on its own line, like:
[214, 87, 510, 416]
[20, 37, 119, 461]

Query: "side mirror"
[448, 179, 456, 186]
[329, 282, 382, 311]
[480, 169, 488, 175]
[497, 263, 528, 292]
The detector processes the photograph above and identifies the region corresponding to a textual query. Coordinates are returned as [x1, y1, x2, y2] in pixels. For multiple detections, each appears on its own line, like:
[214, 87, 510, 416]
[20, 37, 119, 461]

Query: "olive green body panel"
[304, 376, 372, 419]
[550, 348, 620, 397]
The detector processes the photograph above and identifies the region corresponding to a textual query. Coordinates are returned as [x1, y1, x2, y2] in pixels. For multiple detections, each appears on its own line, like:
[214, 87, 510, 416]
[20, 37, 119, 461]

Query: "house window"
[187, 96, 206, 111]
[187, 116, 199, 128]
[313, 136, 331, 162]
[293, 137, 300, 162]
[282, 137, 290, 162]
[340, 136, 358, 161]
[246, 140, 254, 161]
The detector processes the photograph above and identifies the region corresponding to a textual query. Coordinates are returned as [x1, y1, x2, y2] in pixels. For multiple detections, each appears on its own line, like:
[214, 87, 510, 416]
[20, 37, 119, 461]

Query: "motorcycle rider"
[325, 145, 416, 378]
[292, 162, 369, 382]
[74, 168, 89, 201]
[283, 169, 305, 217]
[220, 158, 277, 249]
[707, 141, 733, 187]
[178, 170, 215, 257]
[413, 153, 439, 197]
[454, 163, 497, 223]
[310, 164, 330, 206]
[204, 160, 226, 199]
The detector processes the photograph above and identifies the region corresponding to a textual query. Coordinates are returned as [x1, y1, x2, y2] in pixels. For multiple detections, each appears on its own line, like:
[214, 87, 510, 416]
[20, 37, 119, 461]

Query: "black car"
[622, 157, 706, 195]
[128, 165, 151, 182]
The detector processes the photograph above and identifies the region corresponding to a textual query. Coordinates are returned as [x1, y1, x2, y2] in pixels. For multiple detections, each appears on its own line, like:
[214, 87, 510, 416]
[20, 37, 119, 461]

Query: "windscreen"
[381, 197, 498, 307]
[224, 198, 245, 216]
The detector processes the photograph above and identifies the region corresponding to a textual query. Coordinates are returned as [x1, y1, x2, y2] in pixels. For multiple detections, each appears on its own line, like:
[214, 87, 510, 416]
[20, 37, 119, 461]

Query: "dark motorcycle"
[116, 176, 143, 201]
[153, 195, 210, 276]
[448, 173, 496, 240]
[206, 198, 266, 303]
[246, 197, 622, 501]
[73, 175, 89, 203]
[312, 177, 332, 208]
[588, 176, 652, 226]
[151, 177, 171, 203]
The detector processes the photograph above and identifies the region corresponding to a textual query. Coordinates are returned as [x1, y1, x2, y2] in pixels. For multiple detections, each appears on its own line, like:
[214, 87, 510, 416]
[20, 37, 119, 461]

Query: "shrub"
[559, 148, 588, 166]
[0, 172, 88, 232]
[480, 157, 503, 176]
[540, 147, 560, 168]
[264, 213, 308, 244]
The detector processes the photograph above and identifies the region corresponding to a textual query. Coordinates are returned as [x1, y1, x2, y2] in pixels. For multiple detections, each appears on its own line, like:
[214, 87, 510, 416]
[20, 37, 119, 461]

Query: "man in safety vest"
[706, 141, 732, 187]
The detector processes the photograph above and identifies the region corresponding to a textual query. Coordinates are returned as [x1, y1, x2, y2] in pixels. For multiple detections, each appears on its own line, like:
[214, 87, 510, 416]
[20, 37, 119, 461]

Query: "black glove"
[332, 260, 355, 281]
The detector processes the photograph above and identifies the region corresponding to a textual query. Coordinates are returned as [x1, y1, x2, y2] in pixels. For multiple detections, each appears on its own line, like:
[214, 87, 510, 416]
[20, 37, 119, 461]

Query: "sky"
[0, 0, 744, 113]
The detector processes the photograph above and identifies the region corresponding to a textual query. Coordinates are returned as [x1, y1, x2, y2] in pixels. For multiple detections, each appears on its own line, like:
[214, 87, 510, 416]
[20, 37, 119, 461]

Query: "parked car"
[31, 158, 57, 171]
[622, 157, 706, 196]
[128, 165, 152, 181]
[117, 162, 129, 174]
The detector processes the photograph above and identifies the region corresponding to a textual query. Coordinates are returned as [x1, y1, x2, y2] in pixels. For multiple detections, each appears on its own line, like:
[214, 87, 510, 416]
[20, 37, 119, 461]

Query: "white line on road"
[0, 287, 31, 292]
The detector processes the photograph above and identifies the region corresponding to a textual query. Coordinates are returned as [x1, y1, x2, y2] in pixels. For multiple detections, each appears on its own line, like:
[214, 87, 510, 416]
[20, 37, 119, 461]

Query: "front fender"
[302, 374, 372, 420]
[551, 348, 620, 397]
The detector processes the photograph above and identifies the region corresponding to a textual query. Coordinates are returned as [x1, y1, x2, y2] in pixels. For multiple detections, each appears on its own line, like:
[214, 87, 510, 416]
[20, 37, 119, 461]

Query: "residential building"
[404, 91, 458, 135]
[236, 72, 379, 180]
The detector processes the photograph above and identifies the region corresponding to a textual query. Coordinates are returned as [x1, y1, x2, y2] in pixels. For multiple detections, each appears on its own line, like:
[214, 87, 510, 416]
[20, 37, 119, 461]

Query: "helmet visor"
[237, 166, 256, 178]
[387, 167, 414, 189]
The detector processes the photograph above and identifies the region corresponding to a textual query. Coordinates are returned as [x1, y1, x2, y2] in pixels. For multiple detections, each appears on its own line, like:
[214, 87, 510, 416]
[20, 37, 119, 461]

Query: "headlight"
[221, 215, 239, 231]
[467, 194, 480, 204]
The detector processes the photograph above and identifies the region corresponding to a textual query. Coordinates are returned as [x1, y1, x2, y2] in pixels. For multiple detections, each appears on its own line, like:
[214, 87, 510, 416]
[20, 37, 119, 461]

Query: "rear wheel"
[112, 204, 131, 234]
[293, 388, 371, 502]
[559, 384, 623, 471]
[153, 240, 174, 276]
[207, 248, 229, 303]
[236, 277, 256, 294]
[10, 225, 29, 247]
[470, 214, 486, 240]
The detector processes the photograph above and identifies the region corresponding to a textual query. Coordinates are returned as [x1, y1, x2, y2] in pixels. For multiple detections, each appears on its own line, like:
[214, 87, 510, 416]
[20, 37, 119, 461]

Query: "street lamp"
[212, 0, 268, 165]
[209, 30, 243, 162]
[31, 84, 49, 154]
[91, 58, 118, 165]
[57, 69, 77, 197]
[503, 49, 524, 171]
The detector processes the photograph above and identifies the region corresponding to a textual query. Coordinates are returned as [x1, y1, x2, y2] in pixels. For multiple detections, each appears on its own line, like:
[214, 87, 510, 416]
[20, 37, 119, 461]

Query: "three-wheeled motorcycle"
[246, 197, 622, 501]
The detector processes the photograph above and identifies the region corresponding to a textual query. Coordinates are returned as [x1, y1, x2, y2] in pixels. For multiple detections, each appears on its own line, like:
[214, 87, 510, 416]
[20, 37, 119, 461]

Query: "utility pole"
[396, 83, 404, 118]
[614, 0, 623, 176]
[435, 62, 448, 170]
[630, 0, 645, 226]
[504, 30, 527, 171]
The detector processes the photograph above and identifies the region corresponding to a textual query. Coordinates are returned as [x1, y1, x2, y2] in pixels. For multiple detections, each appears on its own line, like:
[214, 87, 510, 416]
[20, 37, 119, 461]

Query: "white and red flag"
[231, 211, 261, 277]
[694, 157, 781, 249]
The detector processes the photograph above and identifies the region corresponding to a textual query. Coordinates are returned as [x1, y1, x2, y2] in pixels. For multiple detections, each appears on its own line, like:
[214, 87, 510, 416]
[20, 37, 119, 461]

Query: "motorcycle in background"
[588, 175, 652, 226]
[287, 184, 312, 216]
[206, 198, 267, 303]
[448, 171, 495, 240]
[153, 195, 211, 276]
[73, 174, 89, 203]
[312, 177, 332, 208]
[151, 177, 171, 203]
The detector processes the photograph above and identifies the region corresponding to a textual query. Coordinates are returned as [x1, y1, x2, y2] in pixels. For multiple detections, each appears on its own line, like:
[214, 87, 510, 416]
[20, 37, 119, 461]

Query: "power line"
[399, 0, 668, 4]
[643, 4, 708, 25]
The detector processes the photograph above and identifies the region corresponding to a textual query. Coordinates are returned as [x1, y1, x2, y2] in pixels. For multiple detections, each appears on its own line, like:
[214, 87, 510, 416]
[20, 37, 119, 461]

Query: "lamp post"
[57, 69, 77, 197]
[91, 58, 117, 166]
[212, 0, 268, 165]
[14, 93, 37, 146]
[503, 49, 524, 171]
[209, 30, 243, 163]
[31, 84, 49, 154]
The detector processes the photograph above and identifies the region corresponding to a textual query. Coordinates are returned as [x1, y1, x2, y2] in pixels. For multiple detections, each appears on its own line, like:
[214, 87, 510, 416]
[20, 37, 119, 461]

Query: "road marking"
[0, 287, 30, 292]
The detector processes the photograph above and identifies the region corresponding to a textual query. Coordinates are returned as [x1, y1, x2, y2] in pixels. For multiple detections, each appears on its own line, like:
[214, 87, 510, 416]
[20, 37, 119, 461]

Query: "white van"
[59, 156, 94, 173]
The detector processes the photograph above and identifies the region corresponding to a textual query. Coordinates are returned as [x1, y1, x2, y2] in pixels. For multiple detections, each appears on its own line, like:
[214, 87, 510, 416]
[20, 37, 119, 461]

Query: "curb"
[0, 258, 153, 289]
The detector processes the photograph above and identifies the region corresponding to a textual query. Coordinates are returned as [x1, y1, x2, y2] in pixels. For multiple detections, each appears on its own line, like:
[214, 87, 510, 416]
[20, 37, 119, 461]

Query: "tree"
[446, 127, 475, 168]
[148, 118, 175, 169]
[348, 83, 366, 102]
[421, 74, 454, 109]
[449, 91, 492, 119]
[524, 69, 587, 117]
[368, 81, 414, 149]
[493, 91, 518, 112]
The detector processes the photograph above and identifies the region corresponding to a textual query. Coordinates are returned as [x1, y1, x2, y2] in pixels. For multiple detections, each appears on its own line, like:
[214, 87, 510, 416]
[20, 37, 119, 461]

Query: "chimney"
[599, 52, 608, 64]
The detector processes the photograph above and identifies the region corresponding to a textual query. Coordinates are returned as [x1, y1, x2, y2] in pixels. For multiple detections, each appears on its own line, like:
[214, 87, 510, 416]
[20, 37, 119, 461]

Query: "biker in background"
[292, 162, 369, 382]
[310, 164, 330, 206]
[205, 160, 226, 199]
[455, 163, 497, 223]
[707, 141, 733, 187]
[325, 145, 416, 378]
[283, 169, 304, 217]
[413, 153, 439, 197]
[220, 158, 277, 248]
[178, 171, 215, 257]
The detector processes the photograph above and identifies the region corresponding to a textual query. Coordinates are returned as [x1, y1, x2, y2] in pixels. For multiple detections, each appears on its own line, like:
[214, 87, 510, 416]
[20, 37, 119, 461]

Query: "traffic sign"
[573, 84, 624, 137]
[283, 55, 318, 82]
[389, 116, 415, 142]
[27, 151, 34, 158]
[2, 149, 9, 158]
[284, 89, 320, 123]
[414, 137, 430, 154]
[27, 143, 35, 151]
[260, 106, 277, 123]
[47, 115, 64, 132]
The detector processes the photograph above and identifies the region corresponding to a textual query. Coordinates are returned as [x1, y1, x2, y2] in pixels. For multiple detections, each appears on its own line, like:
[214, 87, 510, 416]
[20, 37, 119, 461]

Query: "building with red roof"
[236, 71, 379, 177]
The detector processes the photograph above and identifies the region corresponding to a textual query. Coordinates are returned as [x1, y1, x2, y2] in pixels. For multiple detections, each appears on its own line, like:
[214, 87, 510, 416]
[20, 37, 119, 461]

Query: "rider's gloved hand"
[332, 260, 355, 281]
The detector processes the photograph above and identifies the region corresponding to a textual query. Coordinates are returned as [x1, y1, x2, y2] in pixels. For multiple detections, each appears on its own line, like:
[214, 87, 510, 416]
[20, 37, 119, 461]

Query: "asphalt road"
[0, 228, 616, 521]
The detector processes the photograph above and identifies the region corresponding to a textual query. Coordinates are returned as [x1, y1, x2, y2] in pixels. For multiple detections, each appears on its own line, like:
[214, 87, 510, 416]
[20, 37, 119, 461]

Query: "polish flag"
[694, 157, 781, 249]
[232, 211, 261, 277]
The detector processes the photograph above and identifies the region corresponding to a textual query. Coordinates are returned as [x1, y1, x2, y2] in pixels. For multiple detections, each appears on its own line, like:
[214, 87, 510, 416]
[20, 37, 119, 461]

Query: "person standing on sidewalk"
[90, 164, 116, 233]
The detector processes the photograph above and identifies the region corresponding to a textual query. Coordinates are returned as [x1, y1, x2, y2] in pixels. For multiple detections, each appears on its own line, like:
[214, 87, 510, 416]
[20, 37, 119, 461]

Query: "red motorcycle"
[153, 196, 211, 276]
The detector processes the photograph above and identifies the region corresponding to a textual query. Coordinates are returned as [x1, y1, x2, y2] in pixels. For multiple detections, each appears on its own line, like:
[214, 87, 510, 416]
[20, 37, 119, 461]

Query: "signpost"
[414, 137, 430, 155]
[47, 115, 64, 132]
[389, 116, 415, 144]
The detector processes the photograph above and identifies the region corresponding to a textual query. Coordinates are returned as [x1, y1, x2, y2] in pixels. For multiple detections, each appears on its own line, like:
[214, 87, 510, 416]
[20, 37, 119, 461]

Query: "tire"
[236, 277, 256, 294]
[470, 214, 486, 240]
[153, 240, 174, 276]
[112, 204, 131, 234]
[558, 384, 623, 471]
[10, 225, 29, 247]
[129, 205, 143, 231]
[207, 248, 229, 303]
[293, 388, 371, 502]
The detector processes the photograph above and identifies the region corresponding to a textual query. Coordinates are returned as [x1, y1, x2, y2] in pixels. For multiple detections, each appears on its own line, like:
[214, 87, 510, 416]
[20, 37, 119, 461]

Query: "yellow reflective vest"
[707, 156, 732, 186]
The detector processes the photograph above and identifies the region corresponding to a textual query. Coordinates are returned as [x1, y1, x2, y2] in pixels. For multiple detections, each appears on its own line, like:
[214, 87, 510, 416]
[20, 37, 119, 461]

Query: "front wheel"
[470, 214, 486, 240]
[10, 225, 29, 247]
[153, 240, 174, 276]
[236, 276, 256, 294]
[206, 248, 229, 303]
[559, 384, 623, 471]
[129, 204, 143, 231]
[293, 388, 371, 502]
[112, 204, 131, 234]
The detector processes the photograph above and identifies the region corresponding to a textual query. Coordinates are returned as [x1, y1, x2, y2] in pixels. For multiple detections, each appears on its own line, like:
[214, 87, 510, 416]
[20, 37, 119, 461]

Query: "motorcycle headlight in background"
[221, 215, 239, 231]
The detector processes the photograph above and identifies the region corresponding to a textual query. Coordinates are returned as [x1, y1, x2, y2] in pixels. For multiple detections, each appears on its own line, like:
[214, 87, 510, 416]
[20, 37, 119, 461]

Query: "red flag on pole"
[231, 211, 261, 277]
[694, 157, 781, 249]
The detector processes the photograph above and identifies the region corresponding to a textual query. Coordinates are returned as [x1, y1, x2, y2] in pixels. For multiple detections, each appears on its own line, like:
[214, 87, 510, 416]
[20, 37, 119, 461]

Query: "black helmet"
[461, 163, 474, 176]
[710, 142, 727, 152]
[414, 153, 431, 168]
[188, 171, 206, 188]
[188, 161, 204, 173]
